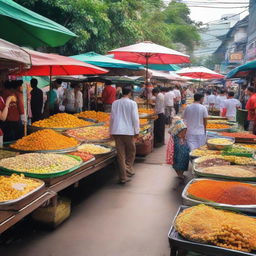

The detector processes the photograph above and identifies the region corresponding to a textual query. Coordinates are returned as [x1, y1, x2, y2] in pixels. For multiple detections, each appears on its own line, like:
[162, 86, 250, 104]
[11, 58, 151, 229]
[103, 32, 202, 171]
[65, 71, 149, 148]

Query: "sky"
[180, 0, 249, 24]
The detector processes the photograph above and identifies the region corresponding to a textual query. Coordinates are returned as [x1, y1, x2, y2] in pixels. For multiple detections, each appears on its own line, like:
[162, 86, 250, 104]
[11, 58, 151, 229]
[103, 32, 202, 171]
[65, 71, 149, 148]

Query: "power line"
[201, 9, 248, 25]
[185, 5, 248, 9]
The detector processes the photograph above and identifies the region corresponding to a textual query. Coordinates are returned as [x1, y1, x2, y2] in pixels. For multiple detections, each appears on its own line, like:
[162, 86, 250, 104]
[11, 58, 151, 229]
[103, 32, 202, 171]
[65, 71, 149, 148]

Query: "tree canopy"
[14, 0, 200, 55]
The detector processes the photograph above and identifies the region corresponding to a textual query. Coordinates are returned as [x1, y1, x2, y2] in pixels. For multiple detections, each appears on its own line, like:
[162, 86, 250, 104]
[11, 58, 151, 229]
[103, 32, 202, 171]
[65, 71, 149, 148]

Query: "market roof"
[71, 52, 143, 70]
[15, 49, 108, 76]
[0, 0, 76, 48]
[0, 38, 31, 71]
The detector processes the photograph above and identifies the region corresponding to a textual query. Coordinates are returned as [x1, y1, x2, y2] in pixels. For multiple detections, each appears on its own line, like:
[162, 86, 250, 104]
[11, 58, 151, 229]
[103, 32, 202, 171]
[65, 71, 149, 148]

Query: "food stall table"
[0, 189, 56, 234]
[47, 151, 117, 192]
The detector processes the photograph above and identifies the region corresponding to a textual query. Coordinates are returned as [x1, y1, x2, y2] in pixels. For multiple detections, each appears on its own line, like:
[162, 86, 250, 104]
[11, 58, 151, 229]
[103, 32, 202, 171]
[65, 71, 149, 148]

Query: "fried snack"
[198, 165, 256, 178]
[66, 126, 110, 141]
[75, 111, 110, 123]
[10, 129, 79, 151]
[78, 144, 111, 155]
[175, 205, 256, 252]
[208, 138, 233, 145]
[0, 174, 42, 201]
[32, 113, 93, 128]
[0, 153, 81, 174]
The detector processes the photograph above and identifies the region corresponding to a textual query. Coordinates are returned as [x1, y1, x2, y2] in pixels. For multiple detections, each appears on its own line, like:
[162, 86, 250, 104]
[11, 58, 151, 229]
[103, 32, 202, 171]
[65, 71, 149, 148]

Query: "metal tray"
[0, 176, 45, 211]
[8, 143, 81, 154]
[182, 178, 256, 213]
[168, 205, 256, 256]
[77, 144, 115, 157]
[194, 166, 256, 182]
[0, 155, 83, 179]
[28, 123, 98, 132]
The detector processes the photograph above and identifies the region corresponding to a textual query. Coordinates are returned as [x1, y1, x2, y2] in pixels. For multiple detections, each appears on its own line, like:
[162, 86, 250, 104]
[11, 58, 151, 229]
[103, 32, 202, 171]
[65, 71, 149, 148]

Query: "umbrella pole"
[145, 55, 149, 108]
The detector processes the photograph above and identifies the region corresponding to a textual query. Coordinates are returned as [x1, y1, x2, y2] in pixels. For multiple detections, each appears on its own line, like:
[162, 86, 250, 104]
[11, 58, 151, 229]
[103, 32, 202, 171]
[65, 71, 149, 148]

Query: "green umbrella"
[0, 0, 76, 48]
[226, 60, 256, 78]
[71, 52, 143, 70]
[147, 64, 181, 71]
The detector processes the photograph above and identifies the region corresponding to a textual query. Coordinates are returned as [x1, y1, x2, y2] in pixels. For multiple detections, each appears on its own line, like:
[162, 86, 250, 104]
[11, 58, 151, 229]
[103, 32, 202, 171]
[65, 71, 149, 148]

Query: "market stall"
[169, 130, 256, 256]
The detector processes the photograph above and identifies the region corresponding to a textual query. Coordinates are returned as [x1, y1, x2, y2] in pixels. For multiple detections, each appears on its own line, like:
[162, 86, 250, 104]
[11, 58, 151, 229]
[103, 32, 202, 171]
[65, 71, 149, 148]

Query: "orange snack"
[75, 111, 110, 123]
[207, 123, 230, 129]
[32, 113, 93, 128]
[11, 129, 79, 151]
[187, 180, 256, 205]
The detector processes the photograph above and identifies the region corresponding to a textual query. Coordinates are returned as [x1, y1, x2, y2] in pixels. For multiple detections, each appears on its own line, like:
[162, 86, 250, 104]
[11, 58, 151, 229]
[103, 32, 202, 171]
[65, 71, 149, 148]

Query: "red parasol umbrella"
[16, 49, 108, 77]
[108, 41, 190, 85]
[176, 66, 224, 80]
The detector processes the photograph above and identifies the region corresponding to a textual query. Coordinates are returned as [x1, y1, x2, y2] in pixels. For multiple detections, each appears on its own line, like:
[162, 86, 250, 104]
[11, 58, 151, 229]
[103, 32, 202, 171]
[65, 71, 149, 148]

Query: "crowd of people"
[166, 85, 256, 183]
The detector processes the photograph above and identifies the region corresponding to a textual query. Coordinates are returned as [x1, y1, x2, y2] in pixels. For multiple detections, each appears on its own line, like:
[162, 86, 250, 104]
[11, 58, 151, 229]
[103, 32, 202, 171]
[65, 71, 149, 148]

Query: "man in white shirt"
[173, 86, 181, 114]
[152, 87, 165, 146]
[183, 93, 208, 150]
[164, 87, 175, 125]
[223, 91, 241, 121]
[110, 87, 140, 184]
[215, 89, 227, 113]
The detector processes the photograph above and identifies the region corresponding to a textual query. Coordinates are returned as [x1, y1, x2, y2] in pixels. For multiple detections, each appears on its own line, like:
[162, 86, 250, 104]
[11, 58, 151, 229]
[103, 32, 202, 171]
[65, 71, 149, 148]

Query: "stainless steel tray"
[0, 177, 45, 211]
[194, 166, 256, 181]
[182, 178, 256, 213]
[169, 206, 256, 256]
[8, 143, 81, 154]
[77, 144, 114, 157]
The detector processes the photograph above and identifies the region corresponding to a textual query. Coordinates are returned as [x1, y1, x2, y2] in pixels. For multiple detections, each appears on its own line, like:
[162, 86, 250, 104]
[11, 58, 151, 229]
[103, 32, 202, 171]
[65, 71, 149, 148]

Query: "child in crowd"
[166, 117, 190, 181]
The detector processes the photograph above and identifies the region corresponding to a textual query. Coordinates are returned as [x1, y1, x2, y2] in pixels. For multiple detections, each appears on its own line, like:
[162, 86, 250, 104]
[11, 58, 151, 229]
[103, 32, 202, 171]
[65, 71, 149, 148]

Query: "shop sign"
[246, 40, 256, 61]
[229, 52, 243, 63]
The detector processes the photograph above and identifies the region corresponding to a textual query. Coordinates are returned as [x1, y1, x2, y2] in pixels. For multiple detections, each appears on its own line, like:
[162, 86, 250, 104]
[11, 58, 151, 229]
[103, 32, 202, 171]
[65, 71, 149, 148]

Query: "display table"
[0, 189, 55, 234]
[0, 151, 117, 234]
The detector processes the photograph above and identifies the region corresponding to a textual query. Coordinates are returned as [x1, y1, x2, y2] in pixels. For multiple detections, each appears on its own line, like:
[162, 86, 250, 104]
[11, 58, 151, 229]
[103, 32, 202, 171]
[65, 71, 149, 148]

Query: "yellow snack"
[175, 205, 256, 252]
[78, 144, 111, 155]
[208, 138, 233, 145]
[32, 113, 93, 128]
[0, 174, 42, 201]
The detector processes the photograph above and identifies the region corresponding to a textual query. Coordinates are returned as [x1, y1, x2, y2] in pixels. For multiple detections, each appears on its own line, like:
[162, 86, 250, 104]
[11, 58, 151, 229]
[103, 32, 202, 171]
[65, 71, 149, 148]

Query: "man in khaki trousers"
[110, 87, 140, 184]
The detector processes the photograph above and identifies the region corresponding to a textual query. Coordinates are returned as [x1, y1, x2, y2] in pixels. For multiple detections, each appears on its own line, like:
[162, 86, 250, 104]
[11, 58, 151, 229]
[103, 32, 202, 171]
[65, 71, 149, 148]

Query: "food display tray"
[182, 178, 256, 213]
[0, 155, 83, 179]
[77, 144, 115, 158]
[0, 177, 45, 211]
[193, 166, 256, 182]
[168, 205, 256, 256]
[8, 143, 81, 154]
[28, 123, 100, 133]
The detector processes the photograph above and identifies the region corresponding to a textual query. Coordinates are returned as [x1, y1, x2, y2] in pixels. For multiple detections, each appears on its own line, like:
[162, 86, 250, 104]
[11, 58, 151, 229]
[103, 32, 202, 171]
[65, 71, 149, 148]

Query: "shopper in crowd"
[110, 87, 140, 184]
[152, 87, 165, 147]
[223, 91, 241, 121]
[1, 80, 24, 141]
[240, 85, 249, 109]
[164, 87, 175, 125]
[30, 78, 43, 123]
[245, 86, 256, 131]
[102, 80, 116, 112]
[166, 117, 190, 182]
[64, 83, 83, 114]
[183, 93, 208, 150]
[173, 85, 181, 114]
[215, 89, 227, 115]
[45, 85, 59, 116]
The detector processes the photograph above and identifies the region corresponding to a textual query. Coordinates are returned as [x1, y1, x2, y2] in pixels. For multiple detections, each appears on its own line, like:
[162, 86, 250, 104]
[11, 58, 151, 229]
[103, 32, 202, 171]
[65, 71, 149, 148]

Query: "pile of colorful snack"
[32, 113, 93, 128]
[10, 129, 79, 151]
[175, 205, 256, 252]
